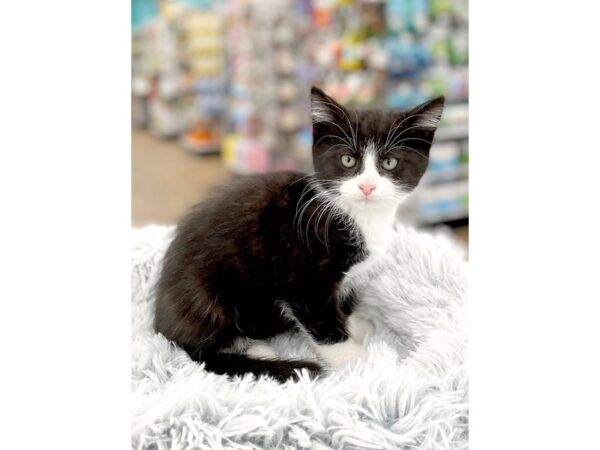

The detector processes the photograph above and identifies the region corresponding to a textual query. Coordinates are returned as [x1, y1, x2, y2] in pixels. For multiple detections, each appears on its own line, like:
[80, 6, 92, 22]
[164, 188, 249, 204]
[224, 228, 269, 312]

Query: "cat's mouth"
[357, 195, 376, 203]
[345, 194, 390, 207]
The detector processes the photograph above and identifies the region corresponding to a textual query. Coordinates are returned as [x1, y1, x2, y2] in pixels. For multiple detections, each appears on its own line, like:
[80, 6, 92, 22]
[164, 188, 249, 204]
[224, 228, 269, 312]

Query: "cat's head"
[310, 86, 444, 216]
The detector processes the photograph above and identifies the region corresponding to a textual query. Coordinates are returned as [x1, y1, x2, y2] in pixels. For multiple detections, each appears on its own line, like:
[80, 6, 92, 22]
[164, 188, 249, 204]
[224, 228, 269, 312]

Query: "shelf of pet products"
[416, 181, 469, 225]
[178, 4, 227, 154]
[131, 0, 227, 153]
[400, 133, 468, 225]
[398, 174, 468, 226]
[222, 0, 315, 174]
[132, 15, 191, 139]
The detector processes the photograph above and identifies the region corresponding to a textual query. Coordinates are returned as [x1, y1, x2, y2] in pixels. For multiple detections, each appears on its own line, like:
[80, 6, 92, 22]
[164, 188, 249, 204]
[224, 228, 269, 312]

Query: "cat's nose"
[358, 182, 376, 196]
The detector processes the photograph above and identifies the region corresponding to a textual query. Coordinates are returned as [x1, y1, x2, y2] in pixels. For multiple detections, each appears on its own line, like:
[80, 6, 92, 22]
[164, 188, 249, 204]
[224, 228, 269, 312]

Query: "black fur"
[155, 172, 361, 381]
[154, 87, 444, 381]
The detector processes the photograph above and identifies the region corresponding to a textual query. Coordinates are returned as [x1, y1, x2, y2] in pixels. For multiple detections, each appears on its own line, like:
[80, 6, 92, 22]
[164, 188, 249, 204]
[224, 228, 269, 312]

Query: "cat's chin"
[338, 195, 401, 211]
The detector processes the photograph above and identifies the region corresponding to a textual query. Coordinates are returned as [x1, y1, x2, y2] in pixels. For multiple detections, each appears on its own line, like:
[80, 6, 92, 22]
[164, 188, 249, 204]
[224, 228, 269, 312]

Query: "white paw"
[316, 340, 367, 369]
[246, 342, 277, 359]
[347, 314, 375, 343]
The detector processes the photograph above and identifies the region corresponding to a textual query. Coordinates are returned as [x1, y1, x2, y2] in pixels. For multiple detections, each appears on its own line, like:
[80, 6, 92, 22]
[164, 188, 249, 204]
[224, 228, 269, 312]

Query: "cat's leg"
[284, 298, 367, 369]
[339, 289, 375, 344]
[347, 314, 375, 343]
[315, 338, 367, 369]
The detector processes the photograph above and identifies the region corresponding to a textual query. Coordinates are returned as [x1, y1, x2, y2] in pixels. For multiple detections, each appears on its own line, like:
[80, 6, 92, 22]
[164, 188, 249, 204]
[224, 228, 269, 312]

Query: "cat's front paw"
[316, 339, 368, 369]
[347, 314, 375, 343]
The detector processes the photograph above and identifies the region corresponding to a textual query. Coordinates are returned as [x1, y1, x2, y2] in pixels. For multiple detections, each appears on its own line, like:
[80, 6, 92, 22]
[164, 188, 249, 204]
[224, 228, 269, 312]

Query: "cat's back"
[159, 171, 308, 290]
[172, 171, 306, 249]
[186, 171, 304, 222]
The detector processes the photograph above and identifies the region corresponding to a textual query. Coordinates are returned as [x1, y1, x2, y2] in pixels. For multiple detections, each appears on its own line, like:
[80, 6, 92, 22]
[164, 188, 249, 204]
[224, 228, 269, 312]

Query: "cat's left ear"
[401, 96, 445, 131]
[310, 86, 348, 125]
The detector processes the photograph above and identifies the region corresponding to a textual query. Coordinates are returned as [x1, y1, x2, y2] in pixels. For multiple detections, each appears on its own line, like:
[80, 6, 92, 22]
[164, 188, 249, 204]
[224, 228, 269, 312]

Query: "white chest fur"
[351, 205, 396, 255]
[339, 205, 397, 295]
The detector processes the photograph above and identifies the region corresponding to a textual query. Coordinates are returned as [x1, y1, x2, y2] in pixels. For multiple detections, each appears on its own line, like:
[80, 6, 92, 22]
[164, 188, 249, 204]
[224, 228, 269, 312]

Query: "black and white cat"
[154, 87, 444, 381]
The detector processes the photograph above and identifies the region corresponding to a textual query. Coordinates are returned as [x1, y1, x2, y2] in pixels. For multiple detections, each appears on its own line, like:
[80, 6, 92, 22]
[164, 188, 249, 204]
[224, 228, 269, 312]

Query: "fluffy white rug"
[131, 224, 468, 450]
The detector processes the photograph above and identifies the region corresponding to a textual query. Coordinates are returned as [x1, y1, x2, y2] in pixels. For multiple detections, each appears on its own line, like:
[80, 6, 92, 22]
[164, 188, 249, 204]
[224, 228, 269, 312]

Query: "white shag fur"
[131, 224, 468, 449]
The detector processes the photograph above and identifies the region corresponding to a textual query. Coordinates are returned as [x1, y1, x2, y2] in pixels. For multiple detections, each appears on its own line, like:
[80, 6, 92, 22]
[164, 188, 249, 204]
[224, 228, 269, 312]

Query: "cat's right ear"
[310, 86, 346, 125]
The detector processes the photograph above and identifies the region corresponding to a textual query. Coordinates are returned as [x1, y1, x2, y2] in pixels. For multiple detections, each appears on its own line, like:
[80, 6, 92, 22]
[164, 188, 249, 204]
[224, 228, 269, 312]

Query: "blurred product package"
[223, 0, 315, 173]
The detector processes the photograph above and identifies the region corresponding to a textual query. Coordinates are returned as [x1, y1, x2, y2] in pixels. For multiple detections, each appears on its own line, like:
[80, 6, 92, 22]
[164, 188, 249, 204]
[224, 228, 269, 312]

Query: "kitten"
[154, 87, 444, 382]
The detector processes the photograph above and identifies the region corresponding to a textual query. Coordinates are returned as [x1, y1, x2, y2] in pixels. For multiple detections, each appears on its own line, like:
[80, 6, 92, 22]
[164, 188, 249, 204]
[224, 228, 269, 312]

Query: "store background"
[132, 0, 468, 245]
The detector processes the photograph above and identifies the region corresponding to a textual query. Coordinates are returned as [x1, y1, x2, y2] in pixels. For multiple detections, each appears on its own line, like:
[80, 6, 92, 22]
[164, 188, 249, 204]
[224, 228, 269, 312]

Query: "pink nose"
[359, 182, 376, 196]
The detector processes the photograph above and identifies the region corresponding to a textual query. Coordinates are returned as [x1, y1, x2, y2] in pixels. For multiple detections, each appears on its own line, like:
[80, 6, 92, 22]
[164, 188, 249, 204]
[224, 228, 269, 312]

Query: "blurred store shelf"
[434, 123, 469, 142]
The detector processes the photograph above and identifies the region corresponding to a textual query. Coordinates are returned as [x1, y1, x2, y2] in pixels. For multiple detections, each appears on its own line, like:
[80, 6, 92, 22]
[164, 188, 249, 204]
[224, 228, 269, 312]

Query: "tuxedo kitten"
[154, 87, 444, 382]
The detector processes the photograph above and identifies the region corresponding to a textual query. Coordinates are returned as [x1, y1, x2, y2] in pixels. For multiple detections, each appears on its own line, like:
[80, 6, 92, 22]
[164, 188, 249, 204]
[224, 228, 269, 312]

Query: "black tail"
[199, 352, 322, 382]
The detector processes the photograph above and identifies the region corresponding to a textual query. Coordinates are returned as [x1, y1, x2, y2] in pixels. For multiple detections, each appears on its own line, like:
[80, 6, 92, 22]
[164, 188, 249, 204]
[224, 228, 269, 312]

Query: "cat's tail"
[198, 352, 322, 382]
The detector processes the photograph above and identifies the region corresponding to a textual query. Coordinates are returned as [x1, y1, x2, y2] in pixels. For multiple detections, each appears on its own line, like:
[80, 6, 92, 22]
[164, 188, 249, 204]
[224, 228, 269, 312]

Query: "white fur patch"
[347, 314, 375, 343]
[311, 105, 334, 123]
[311, 93, 336, 124]
[411, 102, 443, 129]
[316, 339, 367, 369]
[246, 342, 277, 360]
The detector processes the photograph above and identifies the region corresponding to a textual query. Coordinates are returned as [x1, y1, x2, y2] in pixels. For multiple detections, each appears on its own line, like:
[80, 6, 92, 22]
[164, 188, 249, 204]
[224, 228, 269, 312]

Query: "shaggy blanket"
[131, 225, 468, 450]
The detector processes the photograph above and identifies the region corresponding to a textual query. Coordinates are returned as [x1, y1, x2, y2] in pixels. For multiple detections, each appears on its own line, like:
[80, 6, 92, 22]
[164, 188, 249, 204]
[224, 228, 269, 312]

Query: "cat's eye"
[340, 155, 356, 168]
[382, 157, 398, 170]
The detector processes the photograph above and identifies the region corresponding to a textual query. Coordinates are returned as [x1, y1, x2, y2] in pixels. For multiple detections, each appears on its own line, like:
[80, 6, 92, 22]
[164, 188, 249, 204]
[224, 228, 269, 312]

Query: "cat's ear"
[310, 86, 347, 125]
[401, 96, 445, 131]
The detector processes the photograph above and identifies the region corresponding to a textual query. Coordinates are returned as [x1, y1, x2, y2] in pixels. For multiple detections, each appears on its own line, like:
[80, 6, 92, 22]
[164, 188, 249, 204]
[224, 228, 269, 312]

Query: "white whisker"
[319, 98, 358, 147]
[384, 113, 439, 149]
[386, 123, 433, 151]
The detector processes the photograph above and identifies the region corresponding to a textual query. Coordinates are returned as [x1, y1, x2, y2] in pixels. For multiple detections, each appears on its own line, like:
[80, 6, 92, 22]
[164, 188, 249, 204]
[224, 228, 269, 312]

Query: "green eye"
[341, 155, 356, 168]
[382, 157, 398, 170]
